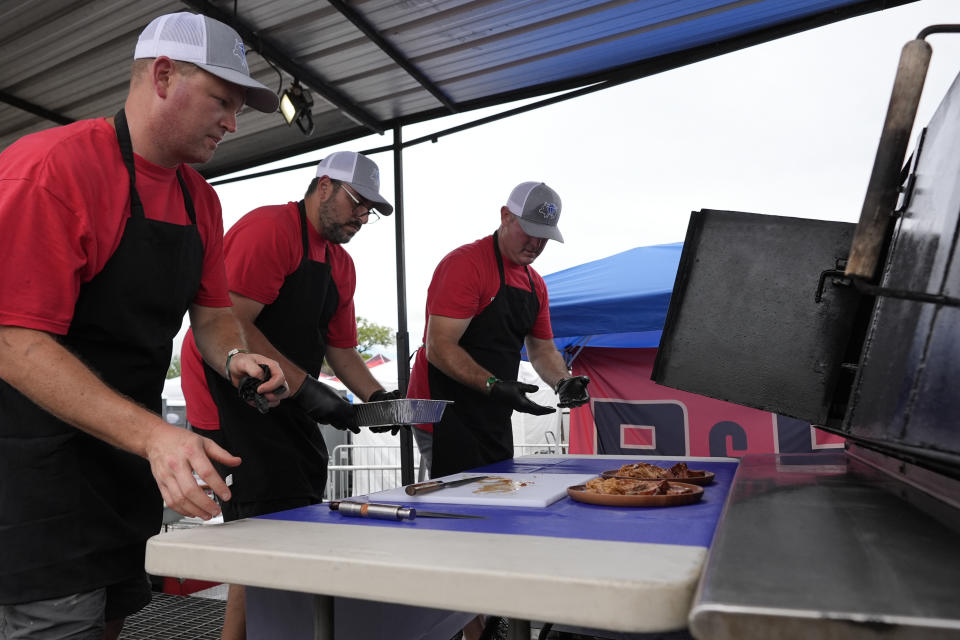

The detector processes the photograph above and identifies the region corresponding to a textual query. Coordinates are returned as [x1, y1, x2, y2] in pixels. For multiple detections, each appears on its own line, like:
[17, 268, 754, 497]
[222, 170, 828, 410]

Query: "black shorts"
[220, 497, 319, 522]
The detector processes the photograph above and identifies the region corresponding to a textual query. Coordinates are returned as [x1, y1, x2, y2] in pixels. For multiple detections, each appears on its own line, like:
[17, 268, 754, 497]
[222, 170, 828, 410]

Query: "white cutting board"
[369, 473, 597, 508]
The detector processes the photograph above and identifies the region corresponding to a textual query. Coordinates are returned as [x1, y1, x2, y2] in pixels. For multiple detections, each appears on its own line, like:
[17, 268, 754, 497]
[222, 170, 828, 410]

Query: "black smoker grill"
[652, 26, 960, 639]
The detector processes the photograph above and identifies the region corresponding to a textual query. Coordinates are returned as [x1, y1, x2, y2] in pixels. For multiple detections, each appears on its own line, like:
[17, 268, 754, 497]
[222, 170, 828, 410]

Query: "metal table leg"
[508, 618, 531, 640]
[315, 594, 334, 640]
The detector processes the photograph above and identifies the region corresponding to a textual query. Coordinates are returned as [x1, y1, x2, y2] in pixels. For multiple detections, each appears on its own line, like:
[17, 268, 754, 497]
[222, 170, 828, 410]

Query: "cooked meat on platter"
[615, 462, 706, 479]
[584, 477, 694, 496]
[668, 462, 706, 478]
[614, 463, 664, 479]
[586, 477, 655, 494]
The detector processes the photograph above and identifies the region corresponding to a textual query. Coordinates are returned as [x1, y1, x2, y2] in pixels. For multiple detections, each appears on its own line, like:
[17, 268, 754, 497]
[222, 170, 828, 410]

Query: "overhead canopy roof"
[0, 0, 915, 179]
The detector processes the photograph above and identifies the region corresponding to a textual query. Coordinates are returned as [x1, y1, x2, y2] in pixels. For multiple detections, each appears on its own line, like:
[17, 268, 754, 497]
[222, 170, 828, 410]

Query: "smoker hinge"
[894, 126, 927, 217]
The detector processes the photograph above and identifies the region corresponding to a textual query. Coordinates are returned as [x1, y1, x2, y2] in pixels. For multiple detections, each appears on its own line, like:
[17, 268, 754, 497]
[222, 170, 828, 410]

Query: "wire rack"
[120, 593, 224, 639]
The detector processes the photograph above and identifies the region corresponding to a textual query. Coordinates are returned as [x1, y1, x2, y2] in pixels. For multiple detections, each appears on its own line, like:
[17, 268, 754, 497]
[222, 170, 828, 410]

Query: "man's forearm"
[426, 342, 494, 393]
[0, 325, 164, 457]
[326, 345, 381, 401]
[527, 340, 570, 391]
[190, 305, 248, 380]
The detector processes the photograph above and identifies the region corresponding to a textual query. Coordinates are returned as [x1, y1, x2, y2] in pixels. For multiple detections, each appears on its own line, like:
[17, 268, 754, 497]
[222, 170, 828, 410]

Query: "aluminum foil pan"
[353, 399, 454, 427]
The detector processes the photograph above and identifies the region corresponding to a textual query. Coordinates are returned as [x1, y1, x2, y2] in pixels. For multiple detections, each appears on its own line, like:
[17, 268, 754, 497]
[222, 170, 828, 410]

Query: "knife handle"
[405, 481, 444, 496]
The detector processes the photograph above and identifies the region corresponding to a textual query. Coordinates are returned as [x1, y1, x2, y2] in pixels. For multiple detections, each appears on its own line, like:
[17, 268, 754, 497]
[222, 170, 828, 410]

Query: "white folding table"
[146, 454, 736, 639]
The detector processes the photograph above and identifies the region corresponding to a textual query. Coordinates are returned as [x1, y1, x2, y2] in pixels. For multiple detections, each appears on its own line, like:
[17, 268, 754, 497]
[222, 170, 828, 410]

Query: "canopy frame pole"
[392, 125, 415, 486]
[563, 336, 592, 369]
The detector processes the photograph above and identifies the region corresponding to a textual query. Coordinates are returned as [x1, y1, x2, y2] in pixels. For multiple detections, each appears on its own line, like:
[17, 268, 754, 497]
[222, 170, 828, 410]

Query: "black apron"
[0, 109, 203, 604]
[429, 232, 540, 477]
[203, 201, 338, 509]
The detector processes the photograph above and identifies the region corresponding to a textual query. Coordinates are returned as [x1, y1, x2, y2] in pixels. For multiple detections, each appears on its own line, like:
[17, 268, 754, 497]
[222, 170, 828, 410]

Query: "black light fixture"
[279, 80, 314, 135]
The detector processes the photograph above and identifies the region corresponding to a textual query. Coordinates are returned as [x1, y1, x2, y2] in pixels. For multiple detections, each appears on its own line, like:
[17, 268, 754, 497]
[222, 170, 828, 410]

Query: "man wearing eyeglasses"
[180, 150, 402, 640]
[408, 182, 592, 482]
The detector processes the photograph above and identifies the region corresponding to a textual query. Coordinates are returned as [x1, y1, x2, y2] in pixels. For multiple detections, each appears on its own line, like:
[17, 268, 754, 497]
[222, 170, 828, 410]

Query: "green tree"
[355, 316, 395, 359]
[167, 354, 181, 379]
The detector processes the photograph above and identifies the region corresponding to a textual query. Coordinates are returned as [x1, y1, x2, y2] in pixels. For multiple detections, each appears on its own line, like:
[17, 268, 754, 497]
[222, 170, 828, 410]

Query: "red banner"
[569, 347, 843, 457]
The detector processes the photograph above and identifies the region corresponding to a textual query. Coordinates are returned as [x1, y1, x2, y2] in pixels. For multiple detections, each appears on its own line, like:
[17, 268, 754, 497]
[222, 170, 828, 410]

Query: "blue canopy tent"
[543, 242, 683, 359]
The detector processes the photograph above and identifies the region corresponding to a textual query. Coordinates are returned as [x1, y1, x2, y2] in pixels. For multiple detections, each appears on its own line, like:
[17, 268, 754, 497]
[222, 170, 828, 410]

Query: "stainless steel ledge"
[689, 451, 960, 640]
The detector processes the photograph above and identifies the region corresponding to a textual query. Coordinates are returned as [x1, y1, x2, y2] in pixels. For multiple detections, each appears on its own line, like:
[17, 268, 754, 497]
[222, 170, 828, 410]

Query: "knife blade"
[329, 501, 484, 520]
[404, 475, 491, 496]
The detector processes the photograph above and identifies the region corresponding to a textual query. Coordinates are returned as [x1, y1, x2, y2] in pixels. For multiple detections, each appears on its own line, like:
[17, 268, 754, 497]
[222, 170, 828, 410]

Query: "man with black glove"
[407, 181, 591, 478]
[180, 151, 399, 640]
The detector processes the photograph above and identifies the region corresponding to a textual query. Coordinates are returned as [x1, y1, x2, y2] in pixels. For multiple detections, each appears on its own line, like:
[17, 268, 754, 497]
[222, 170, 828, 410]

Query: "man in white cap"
[406, 181, 590, 639]
[408, 181, 591, 476]
[0, 12, 286, 638]
[180, 150, 402, 639]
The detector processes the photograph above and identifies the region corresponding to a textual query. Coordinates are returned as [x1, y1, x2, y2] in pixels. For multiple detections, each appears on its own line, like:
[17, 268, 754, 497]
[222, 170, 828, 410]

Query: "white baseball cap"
[315, 151, 394, 215]
[134, 12, 279, 113]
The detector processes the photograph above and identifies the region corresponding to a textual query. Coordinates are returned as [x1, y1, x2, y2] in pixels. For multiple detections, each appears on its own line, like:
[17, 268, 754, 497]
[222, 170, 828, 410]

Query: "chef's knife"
[405, 475, 491, 496]
[329, 501, 484, 520]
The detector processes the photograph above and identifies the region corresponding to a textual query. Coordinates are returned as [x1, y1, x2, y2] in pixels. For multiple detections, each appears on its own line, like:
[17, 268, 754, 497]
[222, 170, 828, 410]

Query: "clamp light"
[279, 80, 314, 135]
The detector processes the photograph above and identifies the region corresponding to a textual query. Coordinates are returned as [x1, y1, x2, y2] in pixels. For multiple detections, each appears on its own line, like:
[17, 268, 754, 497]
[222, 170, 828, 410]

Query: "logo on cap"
[233, 38, 248, 72]
[537, 202, 558, 220]
[369, 167, 379, 188]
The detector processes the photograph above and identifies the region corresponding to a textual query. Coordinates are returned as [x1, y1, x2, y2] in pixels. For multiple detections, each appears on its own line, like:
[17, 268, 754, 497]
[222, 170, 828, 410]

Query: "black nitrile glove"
[238, 364, 272, 414]
[556, 375, 591, 408]
[367, 389, 405, 435]
[489, 380, 556, 416]
[369, 389, 402, 402]
[292, 376, 359, 433]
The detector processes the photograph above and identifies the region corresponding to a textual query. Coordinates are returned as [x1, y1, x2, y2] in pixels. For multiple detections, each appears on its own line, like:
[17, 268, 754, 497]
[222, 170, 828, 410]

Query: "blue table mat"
[258, 457, 738, 548]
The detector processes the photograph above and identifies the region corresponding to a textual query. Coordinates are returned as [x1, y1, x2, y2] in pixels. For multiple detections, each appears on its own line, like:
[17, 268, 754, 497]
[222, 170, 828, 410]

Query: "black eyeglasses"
[336, 182, 380, 223]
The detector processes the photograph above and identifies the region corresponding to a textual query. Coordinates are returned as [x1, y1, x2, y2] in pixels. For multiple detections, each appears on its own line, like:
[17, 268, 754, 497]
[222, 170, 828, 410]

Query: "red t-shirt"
[407, 234, 553, 432]
[182, 201, 359, 429]
[0, 118, 230, 335]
